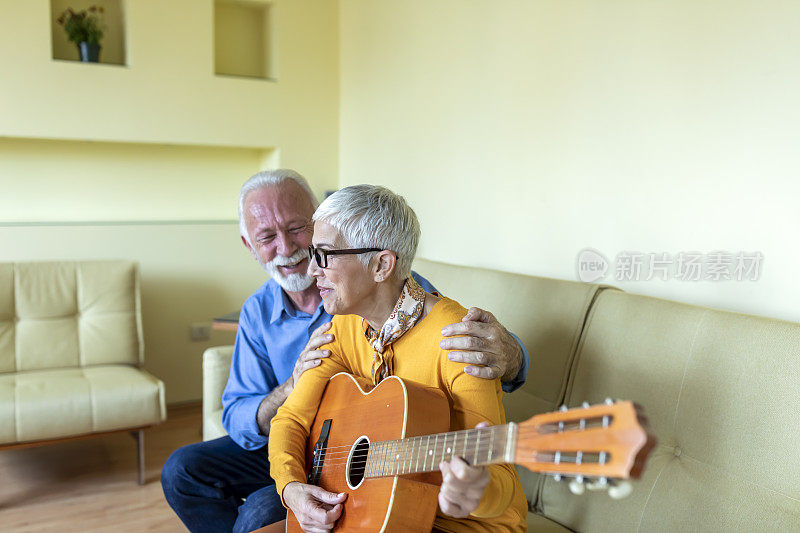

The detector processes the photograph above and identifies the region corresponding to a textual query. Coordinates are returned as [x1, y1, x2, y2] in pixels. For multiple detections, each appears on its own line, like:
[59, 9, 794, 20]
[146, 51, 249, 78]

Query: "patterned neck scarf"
[364, 276, 426, 383]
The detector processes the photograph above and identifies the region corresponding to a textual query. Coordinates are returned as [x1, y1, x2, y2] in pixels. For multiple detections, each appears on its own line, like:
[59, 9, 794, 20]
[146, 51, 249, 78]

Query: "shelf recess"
[214, 0, 276, 80]
[50, 0, 127, 66]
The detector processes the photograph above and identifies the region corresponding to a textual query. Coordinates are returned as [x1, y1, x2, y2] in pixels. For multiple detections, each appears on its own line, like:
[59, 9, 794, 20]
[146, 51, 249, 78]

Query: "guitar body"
[286, 373, 450, 533]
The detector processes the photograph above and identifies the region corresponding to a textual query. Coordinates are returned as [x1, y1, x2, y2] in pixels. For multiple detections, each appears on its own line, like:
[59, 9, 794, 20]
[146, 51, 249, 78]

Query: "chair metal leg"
[130, 430, 145, 485]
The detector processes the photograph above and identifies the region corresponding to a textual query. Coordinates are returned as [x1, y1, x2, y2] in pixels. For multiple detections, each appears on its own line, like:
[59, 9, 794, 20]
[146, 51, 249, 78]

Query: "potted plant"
[56, 5, 106, 63]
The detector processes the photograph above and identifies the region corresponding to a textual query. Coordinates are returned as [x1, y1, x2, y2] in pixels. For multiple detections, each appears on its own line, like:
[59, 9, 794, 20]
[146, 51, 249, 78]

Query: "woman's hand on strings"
[283, 481, 347, 533]
[438, 421, 492, 518]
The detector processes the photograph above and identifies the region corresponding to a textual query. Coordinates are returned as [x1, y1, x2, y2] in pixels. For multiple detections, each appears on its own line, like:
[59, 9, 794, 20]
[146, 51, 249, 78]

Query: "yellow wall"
[0, 137, 273, 222]
[339, 0, 800, 323]
[0, 0, 339, 403]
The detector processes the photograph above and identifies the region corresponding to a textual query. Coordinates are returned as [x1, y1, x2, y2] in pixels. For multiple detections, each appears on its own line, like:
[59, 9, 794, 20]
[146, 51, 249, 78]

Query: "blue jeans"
[161, 436, 286, 533]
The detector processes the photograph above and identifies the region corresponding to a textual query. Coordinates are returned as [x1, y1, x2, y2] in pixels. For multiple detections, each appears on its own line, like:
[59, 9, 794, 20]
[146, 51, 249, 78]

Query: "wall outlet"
[190, 322, 212, 342]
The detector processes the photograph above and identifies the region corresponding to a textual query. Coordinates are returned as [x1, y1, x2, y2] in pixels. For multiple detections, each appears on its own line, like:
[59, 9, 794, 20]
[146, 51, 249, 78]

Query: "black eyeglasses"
[308, 245, 392, 269]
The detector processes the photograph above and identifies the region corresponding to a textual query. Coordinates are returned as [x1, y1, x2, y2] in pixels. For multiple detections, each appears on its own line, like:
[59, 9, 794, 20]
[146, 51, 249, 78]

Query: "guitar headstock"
[515, 399, 656, 497]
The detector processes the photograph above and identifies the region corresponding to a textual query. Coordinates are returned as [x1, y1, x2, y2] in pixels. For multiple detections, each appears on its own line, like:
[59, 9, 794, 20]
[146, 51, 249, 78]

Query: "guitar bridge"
[308, 419, 332, 485]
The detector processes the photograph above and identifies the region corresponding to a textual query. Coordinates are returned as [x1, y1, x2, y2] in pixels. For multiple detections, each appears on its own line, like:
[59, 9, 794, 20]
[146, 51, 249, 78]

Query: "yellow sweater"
[269, 297, 528, 532]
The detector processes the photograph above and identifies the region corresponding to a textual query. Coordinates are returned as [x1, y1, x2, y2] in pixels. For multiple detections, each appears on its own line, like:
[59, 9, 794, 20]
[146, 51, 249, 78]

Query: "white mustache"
[268, 249, 307, 268]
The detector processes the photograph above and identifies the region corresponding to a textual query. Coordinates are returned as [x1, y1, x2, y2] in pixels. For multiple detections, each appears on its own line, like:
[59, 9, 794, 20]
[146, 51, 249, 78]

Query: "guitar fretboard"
[363, 423, 518, 478]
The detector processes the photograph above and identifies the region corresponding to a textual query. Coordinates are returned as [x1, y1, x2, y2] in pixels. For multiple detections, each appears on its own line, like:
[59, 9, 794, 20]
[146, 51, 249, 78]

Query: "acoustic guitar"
[286, 372, 655, 532]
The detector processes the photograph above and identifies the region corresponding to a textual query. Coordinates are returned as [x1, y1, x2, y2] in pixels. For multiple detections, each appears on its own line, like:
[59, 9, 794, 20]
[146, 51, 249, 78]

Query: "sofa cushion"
[0, 261, 142, 374]
[536, 290, 800, 532]
[0, 364, 165, 444]
[204, 408, 226, 442]
[527, 512, 572, 532]
[203, 345, 233, 441]
[0, 264, 16, 373]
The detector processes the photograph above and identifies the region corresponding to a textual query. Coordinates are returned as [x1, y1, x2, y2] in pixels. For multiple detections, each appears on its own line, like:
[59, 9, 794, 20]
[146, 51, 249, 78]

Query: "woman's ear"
[372, 251, 397, 282]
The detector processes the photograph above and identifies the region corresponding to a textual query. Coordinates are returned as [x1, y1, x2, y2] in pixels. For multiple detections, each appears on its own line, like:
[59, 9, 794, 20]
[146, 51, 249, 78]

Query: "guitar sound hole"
[347, 436, 370, 489]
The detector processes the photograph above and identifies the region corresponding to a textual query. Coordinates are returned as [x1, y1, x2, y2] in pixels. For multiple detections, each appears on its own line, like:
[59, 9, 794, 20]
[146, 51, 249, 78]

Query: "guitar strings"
[300, 426, 580, 456]
[309, 450, 595, 477]
[302, 417, 612, 450]
[312, 443, 607, 470]
[313, 444, 498, 463]
[302, 430, 507, 454]
[320, 460, 607, 478]
[307, 426, 606, 462]
[309, 447, 603, 472]
[312, 445, 498, 468]
[314, 445, 607, 465]
[313, 447, 610, 468]
[303, 420, 615, 475]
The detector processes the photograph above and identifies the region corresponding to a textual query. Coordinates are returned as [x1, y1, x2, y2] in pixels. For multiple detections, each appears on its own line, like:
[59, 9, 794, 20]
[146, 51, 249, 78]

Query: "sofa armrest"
[202, 345, 233, 441]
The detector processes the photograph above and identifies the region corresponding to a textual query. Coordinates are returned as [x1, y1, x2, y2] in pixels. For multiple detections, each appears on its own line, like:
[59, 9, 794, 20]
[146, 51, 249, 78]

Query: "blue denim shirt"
[221, 272, 530, 450]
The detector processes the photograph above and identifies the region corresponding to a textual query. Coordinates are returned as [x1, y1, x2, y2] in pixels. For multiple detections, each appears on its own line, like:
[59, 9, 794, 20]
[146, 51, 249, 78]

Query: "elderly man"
[162, 170, 530, 533]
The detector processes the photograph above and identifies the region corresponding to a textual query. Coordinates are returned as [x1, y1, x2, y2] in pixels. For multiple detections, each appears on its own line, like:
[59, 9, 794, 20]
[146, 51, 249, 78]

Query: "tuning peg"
[608, 481, 633, 500]
[586, 477, 608, 491]
[581, 401, 590, 408]
[568, 478, 585, 495]
[559, 404, 568, 412]
[552, 474, 562, 482]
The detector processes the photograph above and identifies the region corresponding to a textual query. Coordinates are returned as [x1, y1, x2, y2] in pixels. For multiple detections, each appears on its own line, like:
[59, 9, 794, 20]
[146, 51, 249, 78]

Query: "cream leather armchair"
[202, 345, 232, 441]
[0, 260, 166, 484]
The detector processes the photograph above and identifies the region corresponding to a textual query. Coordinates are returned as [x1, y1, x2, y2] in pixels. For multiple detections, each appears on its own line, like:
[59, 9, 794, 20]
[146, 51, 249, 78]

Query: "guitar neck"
[363, 423, 517, 478]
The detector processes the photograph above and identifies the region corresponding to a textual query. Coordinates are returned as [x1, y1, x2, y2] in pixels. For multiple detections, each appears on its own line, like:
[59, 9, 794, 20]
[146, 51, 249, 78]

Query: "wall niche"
[50, 0, 127, 66]
[214, 0, 275, 80]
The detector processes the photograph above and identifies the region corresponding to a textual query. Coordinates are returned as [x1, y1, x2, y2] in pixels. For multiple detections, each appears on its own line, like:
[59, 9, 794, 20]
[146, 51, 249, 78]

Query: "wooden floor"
[0, 404, 203, 532]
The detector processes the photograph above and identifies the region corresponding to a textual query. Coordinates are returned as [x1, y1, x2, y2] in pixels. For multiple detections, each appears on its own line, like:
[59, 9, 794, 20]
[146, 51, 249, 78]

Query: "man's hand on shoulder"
[440, 307, 522, 383]
[289, 322, 334, 391]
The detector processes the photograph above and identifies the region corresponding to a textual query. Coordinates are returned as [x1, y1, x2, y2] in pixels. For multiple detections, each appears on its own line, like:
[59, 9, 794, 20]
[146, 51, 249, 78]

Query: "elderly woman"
[268, 185, 527, 532]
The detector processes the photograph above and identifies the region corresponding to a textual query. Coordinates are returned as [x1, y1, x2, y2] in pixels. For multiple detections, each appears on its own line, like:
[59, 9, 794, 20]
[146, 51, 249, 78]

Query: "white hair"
[238, 169, 318, 245]
[312, 185, 420, 279]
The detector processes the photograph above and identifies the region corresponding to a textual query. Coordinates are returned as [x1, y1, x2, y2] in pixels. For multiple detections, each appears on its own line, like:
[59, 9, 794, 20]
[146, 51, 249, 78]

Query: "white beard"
[260, 249, 315, 292]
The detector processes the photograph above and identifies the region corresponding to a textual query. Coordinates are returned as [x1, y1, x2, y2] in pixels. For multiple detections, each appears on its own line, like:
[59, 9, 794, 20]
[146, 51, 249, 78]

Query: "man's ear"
[372, 251, 397, 282]
[241, 235, 257, 259]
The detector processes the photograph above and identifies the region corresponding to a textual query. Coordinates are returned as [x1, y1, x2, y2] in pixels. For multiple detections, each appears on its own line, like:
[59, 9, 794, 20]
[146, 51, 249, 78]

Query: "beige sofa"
[203, 258, 800, 531]
[0, 260, 166, 484]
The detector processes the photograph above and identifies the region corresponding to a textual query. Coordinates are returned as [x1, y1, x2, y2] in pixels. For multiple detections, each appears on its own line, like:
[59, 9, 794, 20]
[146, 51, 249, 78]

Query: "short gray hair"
[238, 169, 318, 245]
[313, 185, 420, 279]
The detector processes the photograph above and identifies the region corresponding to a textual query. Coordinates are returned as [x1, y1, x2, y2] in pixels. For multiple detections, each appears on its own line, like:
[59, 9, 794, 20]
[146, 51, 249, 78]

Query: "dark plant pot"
[77, 42, 101, 63]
